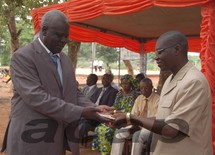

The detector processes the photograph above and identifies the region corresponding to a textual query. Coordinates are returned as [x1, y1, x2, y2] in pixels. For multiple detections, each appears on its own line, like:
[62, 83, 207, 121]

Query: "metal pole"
[118, 48, 121, 85]
[140, 42, 147, 75]
[91, 42, 96, 73]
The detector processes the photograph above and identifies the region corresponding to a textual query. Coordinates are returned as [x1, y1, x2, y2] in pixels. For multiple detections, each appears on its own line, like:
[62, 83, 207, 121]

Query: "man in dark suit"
[91, 73, 118, 106]
[82, 74, 99, 99]
[79, 73, 118, 138]
[2, 10, 113, 155]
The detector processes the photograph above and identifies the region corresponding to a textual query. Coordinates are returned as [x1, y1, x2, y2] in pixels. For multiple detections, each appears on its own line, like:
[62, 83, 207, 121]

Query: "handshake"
[81, 105, 132, 129]
[98, 111, 132, 129]
[97, 113, 115, 120]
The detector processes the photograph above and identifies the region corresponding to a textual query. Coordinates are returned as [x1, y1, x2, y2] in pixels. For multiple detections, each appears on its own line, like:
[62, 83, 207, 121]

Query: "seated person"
[92, 74, 138, 155]
[79, 73, 118, 138]
[91, 73, 118, 106]
[82, 74, 99, 99]
[134, 73, 146, 93]
[110, 78, 159, 155]
[135, 73, 145, 83]
[110, 73, 120, 91]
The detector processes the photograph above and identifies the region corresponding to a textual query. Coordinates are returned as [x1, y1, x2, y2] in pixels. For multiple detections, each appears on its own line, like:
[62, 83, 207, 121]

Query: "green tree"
[96, 44, 119, 63]
[97, 44, 119, 73]
[79, 43, 92, 59]
[0, 24, 10, 66]
[147, 52, 155, 62]
[0, 0, 61, 63]
[188, 55, 201, 70]
[79, 43, 119, 63]
[0, 41, 10, 66]
[0, 0, 84, 70]
[17, 20, 34, 47]
[77, 43, 120, 69]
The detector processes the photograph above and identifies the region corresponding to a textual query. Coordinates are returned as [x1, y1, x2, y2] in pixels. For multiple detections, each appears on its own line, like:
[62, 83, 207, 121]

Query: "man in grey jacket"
[2, 10, 113, 155]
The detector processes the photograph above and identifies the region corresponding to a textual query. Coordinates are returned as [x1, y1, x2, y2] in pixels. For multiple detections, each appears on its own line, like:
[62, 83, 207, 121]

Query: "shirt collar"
[143, 92, 154, 100]
[38, 37, 60, 57]
[103, 85, 110, 90]
[89, 84, 96, 89]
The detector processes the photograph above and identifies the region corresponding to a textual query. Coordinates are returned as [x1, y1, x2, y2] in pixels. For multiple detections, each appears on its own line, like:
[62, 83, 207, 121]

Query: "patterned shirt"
[113, 90, 138, 113]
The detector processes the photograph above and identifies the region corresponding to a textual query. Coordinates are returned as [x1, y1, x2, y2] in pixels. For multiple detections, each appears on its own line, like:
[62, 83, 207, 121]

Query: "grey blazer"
[82, 85, 99, 99]
[3, 39, 94, 155]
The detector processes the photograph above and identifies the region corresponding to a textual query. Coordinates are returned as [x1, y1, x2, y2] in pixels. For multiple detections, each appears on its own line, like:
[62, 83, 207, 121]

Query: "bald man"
[112, 31, 213, 155]
[1, 10, 113, 155]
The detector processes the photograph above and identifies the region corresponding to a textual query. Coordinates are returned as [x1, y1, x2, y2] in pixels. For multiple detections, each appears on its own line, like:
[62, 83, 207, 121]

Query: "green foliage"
[147, 52, 155, 62]
[17, 20, 34, 47]
[0, 0, 63, 66]
[77, 43, 119, 68]
[0, 43, 10, 66]
[0, 25, 10, 66]
[77, 43, 92, 68]
[96, 44, 119, 63]
[188, 54, 201, 70]
[79, 43, 93, 59]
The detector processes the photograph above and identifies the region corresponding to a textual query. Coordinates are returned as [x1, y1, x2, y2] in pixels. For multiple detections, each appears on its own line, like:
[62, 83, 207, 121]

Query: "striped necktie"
[50, 53, 63, 86]
[145, 98, 148, 117]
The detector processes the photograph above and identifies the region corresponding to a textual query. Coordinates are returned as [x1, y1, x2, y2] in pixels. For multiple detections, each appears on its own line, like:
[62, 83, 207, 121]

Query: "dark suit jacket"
[91, 86, 118, 106]
[4, 38, 94, 155]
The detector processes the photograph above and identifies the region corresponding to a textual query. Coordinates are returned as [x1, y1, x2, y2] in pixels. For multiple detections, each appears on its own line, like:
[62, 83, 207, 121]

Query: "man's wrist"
[126, 113, 131, 125]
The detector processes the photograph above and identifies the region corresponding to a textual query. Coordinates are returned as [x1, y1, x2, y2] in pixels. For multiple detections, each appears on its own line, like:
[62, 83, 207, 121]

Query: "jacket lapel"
[83, 86, 89, 95]
[162, 75, 177, 96]
[60, 53, 77, 99]
[87, 85, 97, 97]
[162, 62, 193, 96]
[33, 39, 63, 89]
[60, 54, 67, 92]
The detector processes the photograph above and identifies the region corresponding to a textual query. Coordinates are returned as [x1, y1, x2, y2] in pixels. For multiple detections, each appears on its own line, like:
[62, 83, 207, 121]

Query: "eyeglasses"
[156, 44, 177, 55]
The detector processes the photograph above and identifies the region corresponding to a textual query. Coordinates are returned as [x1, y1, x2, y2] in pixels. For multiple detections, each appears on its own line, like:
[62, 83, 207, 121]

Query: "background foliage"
[0, 0, 62, 66]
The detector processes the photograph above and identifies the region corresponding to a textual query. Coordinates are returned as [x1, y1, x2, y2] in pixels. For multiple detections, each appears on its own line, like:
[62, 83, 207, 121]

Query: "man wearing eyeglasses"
[112, 31, 213, 155]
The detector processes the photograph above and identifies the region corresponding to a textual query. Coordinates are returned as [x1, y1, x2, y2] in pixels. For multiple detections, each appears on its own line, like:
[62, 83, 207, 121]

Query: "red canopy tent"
[30, 0, 215, 153]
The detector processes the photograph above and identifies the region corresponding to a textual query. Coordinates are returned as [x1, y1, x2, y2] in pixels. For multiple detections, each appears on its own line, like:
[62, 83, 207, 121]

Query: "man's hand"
[81, 106, 114, 123]
[97, 105, 115, 113]
[112, 112, 127, 128]
[128, 125, 141, 134]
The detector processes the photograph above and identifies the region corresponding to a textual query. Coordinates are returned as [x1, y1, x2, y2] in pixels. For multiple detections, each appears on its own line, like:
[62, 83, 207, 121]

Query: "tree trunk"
[4, 8, 20, 92]
[123, 60, 134, 76]
[6, 10, 20, 53]
[156, 70, 172, 95]
[67, 40, 81, 73]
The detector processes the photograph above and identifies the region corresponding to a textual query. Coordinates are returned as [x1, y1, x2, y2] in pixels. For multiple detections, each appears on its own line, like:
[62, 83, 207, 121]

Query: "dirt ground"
[0, 78, 12, 155]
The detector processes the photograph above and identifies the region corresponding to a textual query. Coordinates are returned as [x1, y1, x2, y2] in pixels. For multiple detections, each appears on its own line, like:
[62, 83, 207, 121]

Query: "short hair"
[159, 31, 188, 54]
[103, 73, 112, 80]
[135, 73, 145, 81]
[89, 74, 98, 83]
[41, 10, 69, 28]
[140, 78, 153, 87]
